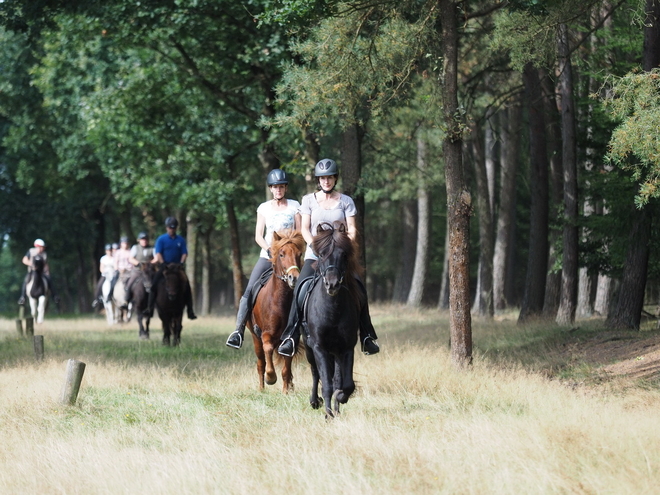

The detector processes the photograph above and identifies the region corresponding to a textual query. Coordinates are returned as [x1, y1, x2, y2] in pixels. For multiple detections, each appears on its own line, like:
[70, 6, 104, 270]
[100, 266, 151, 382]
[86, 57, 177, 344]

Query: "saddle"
[247, 267, 274, 308]
[296, 274, 321, 338]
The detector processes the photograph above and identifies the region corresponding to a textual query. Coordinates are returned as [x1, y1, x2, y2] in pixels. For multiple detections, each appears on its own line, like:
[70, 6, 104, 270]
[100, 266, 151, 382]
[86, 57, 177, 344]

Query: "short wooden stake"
[25, 317, 34, 337]
[33, 335, 44, 362]
[15, 319, 23, 337]
[60, 359, 86, 406]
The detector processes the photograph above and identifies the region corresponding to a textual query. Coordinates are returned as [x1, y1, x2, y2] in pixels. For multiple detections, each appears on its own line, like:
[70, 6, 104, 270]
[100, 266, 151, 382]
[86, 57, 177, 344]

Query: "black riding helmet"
[267, 168, 289, 186]
[137, 232, 148, 240]
[165, 217, 178, 229]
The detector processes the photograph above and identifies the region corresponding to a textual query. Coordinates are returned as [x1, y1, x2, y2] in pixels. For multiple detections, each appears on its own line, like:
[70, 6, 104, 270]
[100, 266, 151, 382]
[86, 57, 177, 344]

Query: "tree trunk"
[302, 122, 320, 193]
[606, 0, 659, 328]
[438, 215, 450, 310]
[518, 63, 549, 323]
[440, 0, 472, 367]
[594, 274, 613, 317]
[341, 122, 366, 269]
[541, 69, 563, 318]
[185, 214, 198, 310]
[392, 200, 416, 303]
[201, 228, 211, 316]
[470, 121, 494, 317]
[226, 200, 244, 310]
[493, 102, 521, 311]
[407, 136, 430, 307]
[556, 24, 579, 326]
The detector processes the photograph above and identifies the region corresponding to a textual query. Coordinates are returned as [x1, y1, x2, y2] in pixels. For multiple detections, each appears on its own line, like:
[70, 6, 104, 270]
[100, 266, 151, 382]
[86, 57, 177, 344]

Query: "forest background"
[0, 0, 659, 344]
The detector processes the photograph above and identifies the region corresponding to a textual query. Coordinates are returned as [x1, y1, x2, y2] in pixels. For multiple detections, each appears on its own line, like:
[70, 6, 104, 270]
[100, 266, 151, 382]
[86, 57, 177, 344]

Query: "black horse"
[155, 263, 187, 346]
[304, 222, 362, 418]
[129, 262, 154, 340]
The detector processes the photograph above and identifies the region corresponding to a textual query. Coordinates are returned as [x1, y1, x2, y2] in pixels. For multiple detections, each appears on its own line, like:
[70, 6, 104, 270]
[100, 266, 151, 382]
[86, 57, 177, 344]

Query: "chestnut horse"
[249, 230, 304, 392]
[304, 222, 362, 418]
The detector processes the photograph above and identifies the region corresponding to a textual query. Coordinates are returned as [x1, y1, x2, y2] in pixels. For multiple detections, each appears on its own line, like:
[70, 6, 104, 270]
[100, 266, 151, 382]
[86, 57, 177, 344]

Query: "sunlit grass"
[1, 306, 660, 493]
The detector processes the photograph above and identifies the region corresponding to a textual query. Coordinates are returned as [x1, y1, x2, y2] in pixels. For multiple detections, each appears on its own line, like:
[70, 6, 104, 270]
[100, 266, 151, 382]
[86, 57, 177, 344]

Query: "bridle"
[277, 264, 300, 283]
[320, 263, 345, 286]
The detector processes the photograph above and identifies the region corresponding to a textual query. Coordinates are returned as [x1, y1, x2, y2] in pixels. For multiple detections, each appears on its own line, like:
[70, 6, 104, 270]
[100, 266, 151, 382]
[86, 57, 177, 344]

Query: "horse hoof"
[265, 372, 277, 386]
[310, 398, 322, 409]
[331, 390, 341, 416]
[162, 338, 171, 346]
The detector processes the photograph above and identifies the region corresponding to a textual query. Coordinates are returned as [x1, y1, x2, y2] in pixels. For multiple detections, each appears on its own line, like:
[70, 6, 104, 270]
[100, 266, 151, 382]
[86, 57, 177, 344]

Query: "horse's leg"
[162, 316, 171, 346]
[172, 316, 182, 346]
[306, 342, 321, 409]
[335, 350, 356, 405]
[281, 355, 294, 394]
[251, 330, 266, 390]
[312, 347, 336, 418]
[262, 334, 278, 386]
[37, 296, 46, 324]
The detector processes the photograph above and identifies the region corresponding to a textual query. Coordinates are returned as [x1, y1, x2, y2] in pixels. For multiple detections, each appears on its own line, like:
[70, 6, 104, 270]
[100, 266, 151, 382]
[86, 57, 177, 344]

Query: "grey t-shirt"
[300, 192, 357, 260]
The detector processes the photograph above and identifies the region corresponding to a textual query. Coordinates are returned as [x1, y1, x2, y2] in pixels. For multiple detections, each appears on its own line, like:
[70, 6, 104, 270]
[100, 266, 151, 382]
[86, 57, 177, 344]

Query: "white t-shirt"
[300, 192, 357, 260]
[256, 199, 301, 259]
[100, 254, 115, 278]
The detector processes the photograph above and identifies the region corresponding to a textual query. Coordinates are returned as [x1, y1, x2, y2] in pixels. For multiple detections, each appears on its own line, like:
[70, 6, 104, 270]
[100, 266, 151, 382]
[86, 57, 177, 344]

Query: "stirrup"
[362, 337, 380, 355]
[226, 331, 243, 349]
[17, 297, 25, 306]
[278, 337, 296, 357]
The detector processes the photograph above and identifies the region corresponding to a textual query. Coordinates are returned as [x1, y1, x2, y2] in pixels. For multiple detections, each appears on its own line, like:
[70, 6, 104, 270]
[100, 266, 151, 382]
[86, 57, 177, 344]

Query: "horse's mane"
[312, 222, 363, 280]
[270, 229, 305, 262]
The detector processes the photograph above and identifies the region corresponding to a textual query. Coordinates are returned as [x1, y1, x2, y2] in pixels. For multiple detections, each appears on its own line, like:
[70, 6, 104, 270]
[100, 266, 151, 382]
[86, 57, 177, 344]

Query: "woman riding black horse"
[277, 158, 379, 357]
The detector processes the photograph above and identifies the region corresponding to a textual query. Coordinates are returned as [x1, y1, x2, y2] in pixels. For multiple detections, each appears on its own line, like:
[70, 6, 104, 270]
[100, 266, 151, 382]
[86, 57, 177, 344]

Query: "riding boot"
[143, 287, 155, 317]
[278, 298, 302, 357]
[226, 296, 250, 349]
[45, 275, 60, 305]
[356, 278, 379, 355]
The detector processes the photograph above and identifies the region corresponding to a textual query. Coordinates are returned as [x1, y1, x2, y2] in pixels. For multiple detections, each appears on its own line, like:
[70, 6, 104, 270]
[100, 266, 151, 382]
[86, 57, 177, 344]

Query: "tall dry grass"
[1, 307, 659, 494]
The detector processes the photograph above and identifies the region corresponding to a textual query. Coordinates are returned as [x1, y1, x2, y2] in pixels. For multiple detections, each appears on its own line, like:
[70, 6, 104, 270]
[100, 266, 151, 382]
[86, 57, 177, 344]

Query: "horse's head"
[140, 262, 155, 291]
[162, 263, 183, 301]
[312, 222, 358, 297]
[271, 230, 304, 290]
[31, 255, 45, 274]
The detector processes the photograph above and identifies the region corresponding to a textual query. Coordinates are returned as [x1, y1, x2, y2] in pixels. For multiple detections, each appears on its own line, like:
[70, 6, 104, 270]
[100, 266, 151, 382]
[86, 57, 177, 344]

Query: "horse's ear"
[338, 223, 346, 233]
[273, 231, 282, 242]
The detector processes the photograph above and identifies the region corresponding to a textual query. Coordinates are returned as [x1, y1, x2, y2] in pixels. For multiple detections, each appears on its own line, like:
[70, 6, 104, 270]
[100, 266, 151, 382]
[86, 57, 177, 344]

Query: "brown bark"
[407, 136, 430, 307]
[493, 103, 521, 311]
[556, 24, 579, 326]
[341, 122, 366, 269]
[226, 200, 245, 310]
[440, 0, 472, 367]
[518, 63, 549, 323]
[393, 200, 417, 303]
[470, 121, 494, 318]
[201, 228, 211, 316]
[185, 215, 197, 310]
[541, 70, 563, 318]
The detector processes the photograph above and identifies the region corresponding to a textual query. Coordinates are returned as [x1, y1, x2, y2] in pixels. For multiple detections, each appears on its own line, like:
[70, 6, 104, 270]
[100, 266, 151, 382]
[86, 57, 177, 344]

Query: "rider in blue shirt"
[144, 217, 197, 320]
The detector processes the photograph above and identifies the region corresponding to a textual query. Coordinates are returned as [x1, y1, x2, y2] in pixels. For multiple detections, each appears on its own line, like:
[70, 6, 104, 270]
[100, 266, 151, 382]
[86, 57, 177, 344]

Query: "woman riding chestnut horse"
[226, 169, 301, 349]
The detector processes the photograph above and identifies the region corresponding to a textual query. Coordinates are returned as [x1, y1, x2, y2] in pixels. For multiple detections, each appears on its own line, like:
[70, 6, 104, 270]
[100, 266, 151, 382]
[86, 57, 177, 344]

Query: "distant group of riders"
[18, 158, 380, 359]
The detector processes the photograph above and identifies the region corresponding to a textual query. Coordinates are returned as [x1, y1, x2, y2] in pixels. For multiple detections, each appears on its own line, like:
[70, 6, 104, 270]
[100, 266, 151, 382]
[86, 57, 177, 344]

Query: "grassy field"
[1, 306, 660, 494]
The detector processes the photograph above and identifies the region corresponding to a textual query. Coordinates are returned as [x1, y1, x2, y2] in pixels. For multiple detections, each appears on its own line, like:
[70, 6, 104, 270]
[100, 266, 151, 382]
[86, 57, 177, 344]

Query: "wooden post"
[60, 359, 86, 406]
[15, 319, 23, 337]
[33, 335, 44, 362]
[25, 317, 34, 337]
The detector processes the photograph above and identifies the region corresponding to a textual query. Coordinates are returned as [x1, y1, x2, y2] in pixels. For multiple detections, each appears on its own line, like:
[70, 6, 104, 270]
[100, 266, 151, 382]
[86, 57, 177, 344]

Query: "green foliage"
[602, 69, 660, 208]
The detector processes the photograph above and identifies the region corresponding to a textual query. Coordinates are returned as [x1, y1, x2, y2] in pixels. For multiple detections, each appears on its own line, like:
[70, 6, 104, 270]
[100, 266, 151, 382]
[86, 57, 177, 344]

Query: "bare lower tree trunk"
[519, 63, 549, 323]
[407, 136, 430, 307]
[393, 200, 416, 303]
[493, 102, 521, 311]
[594, 274, 613, 316]
[438, 216, 450, 310]
[556, 24, 579, 326]
[541, 70, 563, 318]
[201, 228, 211, 316]
[440, 0, 472, 367]
[341, 122, 366, 270]
[227, 201, 244, 310]
[185, 214, 198, 309]
[470, 121, 494, 317]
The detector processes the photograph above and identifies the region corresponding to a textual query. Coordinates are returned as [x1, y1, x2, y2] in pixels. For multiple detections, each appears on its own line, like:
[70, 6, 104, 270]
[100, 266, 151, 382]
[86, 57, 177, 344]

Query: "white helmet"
[34, 239, 46, 247]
